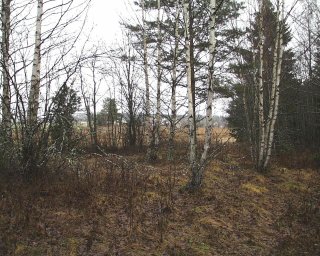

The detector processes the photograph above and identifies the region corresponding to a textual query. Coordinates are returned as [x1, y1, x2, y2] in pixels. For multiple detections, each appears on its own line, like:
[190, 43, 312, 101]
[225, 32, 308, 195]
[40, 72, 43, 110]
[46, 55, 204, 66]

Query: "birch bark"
[264, 0, 280, 151]
[28, 0, 43, 126]
[191, 0, 216, 186]
[183, 0, 196, 169]
[257, 0, 265, 170]
[263, 0, 284, 169]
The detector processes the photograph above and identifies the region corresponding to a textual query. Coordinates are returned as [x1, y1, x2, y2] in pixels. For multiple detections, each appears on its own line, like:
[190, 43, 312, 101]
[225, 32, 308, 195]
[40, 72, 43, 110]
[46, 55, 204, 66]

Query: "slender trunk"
[263, 0, 284, 169]
[23, 0, 43, 175]
[183, 0, 196, 170]
[257, 0, 265, 171]
[142, 0, 151, 146]
[155, 0, 161, 147]
[92, 64, 98, 149]
[197, 0, 216, 186]
[250, 22, 258, 162]
[28, 0, 43, 126]
[142, 0, 156, 161]
[1, 0, 11, 139]
[242, 79, 254, 160]
[189, 0, 196, 140]
[307, 3, 312, 79]
[79, 67, 94, 148]
[264, 0, 280, 155]
[168, 0, 180, 161]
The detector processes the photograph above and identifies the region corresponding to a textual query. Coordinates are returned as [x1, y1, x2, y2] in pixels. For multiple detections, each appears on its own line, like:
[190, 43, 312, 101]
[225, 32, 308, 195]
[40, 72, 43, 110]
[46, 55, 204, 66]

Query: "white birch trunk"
[264, 0, 280, 151]
[1, 0, 11, 137]
[263, 0, 285, 169]
[257, 0, 266, 170]
[191, 0, 217, 188]
[28, 0, 43, 126]
[200, 0, 216, 169]
[183, 0, 196, 168]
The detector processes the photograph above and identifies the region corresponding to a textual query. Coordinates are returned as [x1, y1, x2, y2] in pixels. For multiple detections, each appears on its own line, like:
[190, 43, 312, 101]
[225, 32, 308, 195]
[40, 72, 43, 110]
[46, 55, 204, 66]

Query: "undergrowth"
[0, 144, 319, 255]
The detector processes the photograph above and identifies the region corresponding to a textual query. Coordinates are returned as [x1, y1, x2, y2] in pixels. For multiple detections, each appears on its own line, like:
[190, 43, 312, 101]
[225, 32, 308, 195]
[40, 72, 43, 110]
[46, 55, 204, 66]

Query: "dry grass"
[75, 124, 235, 150]
[1, 143, 319, 255]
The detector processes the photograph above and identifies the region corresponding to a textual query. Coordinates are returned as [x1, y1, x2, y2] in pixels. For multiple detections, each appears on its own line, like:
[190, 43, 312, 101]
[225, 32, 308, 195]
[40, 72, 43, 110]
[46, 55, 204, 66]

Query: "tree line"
[1, 0, 319, 188]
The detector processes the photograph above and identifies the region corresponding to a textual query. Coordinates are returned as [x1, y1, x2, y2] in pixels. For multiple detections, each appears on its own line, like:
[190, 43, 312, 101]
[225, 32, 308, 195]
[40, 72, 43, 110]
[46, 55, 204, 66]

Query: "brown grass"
[1, 142, 319, 255]
[75, 124, 235, 150]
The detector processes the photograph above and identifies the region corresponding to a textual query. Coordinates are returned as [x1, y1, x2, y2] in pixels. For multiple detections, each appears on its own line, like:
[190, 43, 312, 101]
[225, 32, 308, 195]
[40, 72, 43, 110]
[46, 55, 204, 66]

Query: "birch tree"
[229, 0, 286, 171]
[183, 0, 196, 172]
[1, 0, 11, 139]
[261, 0, 284, 170]
[257, 0, 265, 170]
[27, 0, 43, 127]
[198, 0, 216, 182]
[184, 0, 216, 188]
[5, 0, 91, 175]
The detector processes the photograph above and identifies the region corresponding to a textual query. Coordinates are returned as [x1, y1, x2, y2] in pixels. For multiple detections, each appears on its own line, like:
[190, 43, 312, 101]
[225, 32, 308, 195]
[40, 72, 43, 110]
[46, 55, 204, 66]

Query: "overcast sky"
[85, 0, 303, 116]
[88, 0, 130, 45]
[87, 0, 302, 45]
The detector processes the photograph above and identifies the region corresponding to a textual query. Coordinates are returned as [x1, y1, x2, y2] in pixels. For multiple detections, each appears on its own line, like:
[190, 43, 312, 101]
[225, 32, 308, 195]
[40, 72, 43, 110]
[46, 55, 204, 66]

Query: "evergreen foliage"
[50, 84, 81, 152]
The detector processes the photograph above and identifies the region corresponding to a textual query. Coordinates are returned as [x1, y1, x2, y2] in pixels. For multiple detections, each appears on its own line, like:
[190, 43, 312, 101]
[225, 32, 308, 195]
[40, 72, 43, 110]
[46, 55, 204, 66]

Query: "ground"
[0, 143, 319, 255]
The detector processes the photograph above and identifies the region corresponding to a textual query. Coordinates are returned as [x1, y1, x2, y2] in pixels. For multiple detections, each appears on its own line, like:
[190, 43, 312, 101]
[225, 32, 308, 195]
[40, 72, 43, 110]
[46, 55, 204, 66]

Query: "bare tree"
[107, 32, 144, 148]
[1, 0, 91, 175]
[79, 54, 102, 150]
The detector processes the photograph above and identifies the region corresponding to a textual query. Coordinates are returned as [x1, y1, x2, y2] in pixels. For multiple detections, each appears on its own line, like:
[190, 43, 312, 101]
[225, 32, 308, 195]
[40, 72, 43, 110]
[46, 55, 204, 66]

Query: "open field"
[75, 125, 235, 150]
[0, 142, 319, 255]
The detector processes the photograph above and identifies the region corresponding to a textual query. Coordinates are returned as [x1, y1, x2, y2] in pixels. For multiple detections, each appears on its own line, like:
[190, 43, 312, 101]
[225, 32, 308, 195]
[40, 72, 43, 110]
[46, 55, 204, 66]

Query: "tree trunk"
[142, 0, 156, 161]
[263, 0, 284, 169]
[155, 0, 162, 147]
[92, 62, 98, 149]
[257, 0, 266, 171]
[192, 0, 216, 188]
[183, 0, 196, 172]
[1, 0, 12, 139]
[168, 0, 180, 161]
[28, 0, 43, 127]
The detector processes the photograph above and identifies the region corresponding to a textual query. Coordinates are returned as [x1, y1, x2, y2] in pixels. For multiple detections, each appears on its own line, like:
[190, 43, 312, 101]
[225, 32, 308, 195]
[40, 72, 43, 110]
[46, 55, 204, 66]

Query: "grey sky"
[88, 0, 128, 45]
